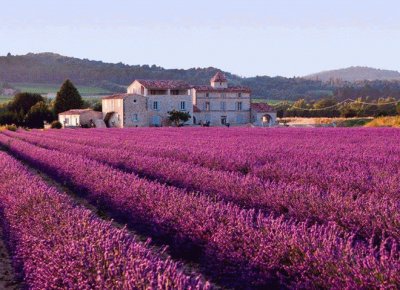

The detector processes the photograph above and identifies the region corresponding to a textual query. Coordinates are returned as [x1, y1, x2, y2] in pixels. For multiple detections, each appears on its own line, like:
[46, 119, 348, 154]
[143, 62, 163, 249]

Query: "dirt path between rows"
[18, 160, 214, 288]
[0, 225, 20, 289]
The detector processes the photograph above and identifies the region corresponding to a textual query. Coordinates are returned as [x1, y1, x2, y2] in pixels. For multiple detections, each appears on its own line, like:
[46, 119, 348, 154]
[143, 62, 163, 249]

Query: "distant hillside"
[305, 66, 400, 82]
[0, 52, 331, 100]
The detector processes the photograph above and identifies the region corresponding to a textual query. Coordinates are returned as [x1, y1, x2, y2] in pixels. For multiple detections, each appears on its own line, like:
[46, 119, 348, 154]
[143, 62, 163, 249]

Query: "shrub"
[168, 110, 191, 126]
[365, 116, 400, 127]
[24, 101, 54, 129]
[0, 111, 19, 126]
[4, 124, 17, 131]
[50, 120, 62, 129]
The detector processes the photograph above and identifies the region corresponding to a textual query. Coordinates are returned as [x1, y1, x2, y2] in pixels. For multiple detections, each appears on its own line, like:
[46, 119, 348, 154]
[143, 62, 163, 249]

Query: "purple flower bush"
[4, 128, 400, 242]
[0, 130, 399, 288]
[0, 152, 208, 289]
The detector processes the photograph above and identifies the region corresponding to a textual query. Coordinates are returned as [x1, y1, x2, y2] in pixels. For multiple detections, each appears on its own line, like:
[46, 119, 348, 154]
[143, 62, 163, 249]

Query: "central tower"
[210, 71, 228, 89]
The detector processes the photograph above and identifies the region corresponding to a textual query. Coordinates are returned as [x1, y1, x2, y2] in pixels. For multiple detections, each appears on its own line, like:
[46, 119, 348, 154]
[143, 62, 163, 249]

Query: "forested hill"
[2, 53, 400, 101]
[0, 52, 330, 100]
[305, 66, 400, 82]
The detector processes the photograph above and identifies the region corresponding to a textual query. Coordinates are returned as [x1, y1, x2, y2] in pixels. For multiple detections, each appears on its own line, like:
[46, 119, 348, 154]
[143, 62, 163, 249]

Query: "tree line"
[0, 80, 95, 128]
[274, 97, 400, 118]
[3, 53, 400, 101]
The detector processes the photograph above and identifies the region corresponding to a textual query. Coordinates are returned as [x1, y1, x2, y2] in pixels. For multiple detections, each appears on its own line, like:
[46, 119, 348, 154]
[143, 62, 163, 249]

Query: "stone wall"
[193, 91, 251, 126]
[80, 111, 103, 126]
[147, 95, 194, 126]
[102, 99, 124, 128]
[123, 95, 149, 127]
[251, 111, 277, 127]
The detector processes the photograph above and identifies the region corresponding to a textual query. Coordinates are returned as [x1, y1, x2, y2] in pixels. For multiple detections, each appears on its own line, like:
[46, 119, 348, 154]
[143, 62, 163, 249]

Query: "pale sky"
[1, 0, 399, 77]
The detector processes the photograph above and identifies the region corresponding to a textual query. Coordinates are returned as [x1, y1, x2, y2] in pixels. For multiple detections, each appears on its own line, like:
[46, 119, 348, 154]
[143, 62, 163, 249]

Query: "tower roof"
[211, 71, 227, 83]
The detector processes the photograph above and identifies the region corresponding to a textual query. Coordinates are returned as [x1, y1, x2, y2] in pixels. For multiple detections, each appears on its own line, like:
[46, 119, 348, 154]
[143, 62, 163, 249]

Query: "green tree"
[168, 110, 191, 126]
[273, 101, 291, 118]
[9, 92, 44, 116]
[313, 98, 337, 110]
[0, 111, 18, 126]
[53, 80, 83, 115]
[24, 101, 54, 128]
[50, 120, 62, 129]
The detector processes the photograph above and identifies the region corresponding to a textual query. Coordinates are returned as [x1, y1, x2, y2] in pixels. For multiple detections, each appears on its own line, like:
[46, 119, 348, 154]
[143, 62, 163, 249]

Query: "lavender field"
[0, 127, 399, 289]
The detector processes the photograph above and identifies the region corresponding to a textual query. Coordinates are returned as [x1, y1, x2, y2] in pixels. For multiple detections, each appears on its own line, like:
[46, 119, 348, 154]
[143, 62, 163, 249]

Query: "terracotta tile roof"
[211, 72, 227, 82]
[193, 85, 251, 93]
[193, 105, 201, 113]
[136, 80, 191, 90]
[59, 109, 93, 115]
[251, 103, 275, 112]
[102, 94, 142, 100]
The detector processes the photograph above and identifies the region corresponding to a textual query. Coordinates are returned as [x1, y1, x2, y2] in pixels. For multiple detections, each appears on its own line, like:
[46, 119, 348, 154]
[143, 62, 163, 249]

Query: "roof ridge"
[211, 71, 227, 82]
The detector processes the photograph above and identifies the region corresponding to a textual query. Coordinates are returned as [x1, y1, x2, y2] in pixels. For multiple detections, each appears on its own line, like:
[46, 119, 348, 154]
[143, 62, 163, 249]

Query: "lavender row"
[28, 127, 400, 174]
[27, 128, 400, 195]
[8, 130, 400, 241]
[0, 152, 207, 289]
[1, 134, 398, 288]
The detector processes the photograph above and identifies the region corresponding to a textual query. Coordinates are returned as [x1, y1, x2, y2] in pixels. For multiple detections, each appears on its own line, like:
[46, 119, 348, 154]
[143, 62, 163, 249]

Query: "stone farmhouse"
[58, 109, 103, 128]
[191, 72, 252, 126]
[191, 72, 276, 126]
[102, 80, 192, 127]
[58, 72, 276, 128]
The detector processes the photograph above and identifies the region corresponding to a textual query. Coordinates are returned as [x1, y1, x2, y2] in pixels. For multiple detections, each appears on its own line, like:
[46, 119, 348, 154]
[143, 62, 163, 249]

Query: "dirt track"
[0, 225, 19, 289]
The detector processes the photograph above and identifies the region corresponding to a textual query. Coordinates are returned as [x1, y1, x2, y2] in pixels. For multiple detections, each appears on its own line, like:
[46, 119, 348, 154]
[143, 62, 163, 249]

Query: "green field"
[0, 96, 12, 104]
[252, 98, 293, 105]
[11, 83, 112, 95]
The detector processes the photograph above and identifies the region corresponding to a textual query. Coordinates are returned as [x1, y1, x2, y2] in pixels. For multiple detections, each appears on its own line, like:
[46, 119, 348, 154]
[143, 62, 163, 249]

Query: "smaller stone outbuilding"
[251, 103, 277, 127]
[58, 109, 103, 128]
[102, 94, 149, 128]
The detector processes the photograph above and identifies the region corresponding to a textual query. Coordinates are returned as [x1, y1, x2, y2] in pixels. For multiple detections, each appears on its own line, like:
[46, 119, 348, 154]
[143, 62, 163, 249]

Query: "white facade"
[58, 114, 80, 127]
[100, 73, 276, 128]
[191, 72, 252, 126]
[103, 80, 193, 127]
[58, 109, 103, 128]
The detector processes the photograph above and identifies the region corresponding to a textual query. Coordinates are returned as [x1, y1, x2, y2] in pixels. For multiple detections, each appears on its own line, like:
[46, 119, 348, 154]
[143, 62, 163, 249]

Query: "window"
[220, 101, 226, 111]
[180, 101, 186, 111]
[205, 101, 210, 111]
[206, 93, 209, 98]
[237, 102, 243, 111]
[132, 114, 138, 122]
[134, 99, 137, 103]
[171, 90, 179, 95]
[150, 90, 167, 95]
[221, 116, 227, 125]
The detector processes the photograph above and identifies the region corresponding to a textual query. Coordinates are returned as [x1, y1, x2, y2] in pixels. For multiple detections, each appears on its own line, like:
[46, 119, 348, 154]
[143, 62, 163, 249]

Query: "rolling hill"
[0, 52, 331, 100]
[2, 53, 400, 101]
[305, 66, 400, 82]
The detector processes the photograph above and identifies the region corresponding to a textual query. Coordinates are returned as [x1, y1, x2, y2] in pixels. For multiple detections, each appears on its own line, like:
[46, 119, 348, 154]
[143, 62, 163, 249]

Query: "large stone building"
[103, 80, 192, 127]
[100, 72, 276, 128]
[191, 72, 252, 126]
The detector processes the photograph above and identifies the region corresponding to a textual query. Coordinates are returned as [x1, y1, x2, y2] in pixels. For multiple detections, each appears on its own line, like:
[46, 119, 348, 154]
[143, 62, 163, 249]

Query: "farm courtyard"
[0, 127, 399, 289]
